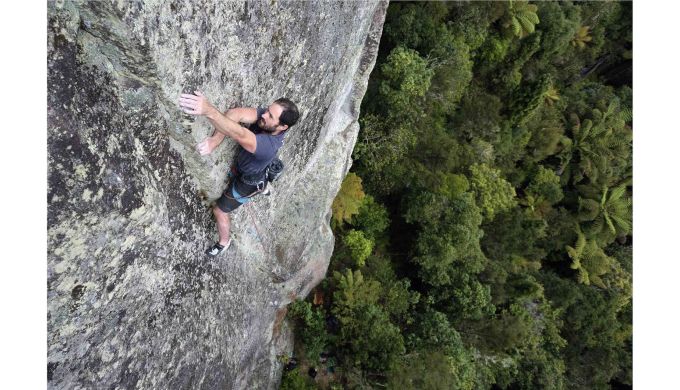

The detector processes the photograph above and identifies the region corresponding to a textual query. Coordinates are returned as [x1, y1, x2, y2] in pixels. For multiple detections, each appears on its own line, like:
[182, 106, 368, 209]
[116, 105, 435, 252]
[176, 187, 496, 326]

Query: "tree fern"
[503, 1, 540, 39]
[571, 25, 593, 49]
[332, 269, 381, 318]
[544, 86, 560, 106]
[559, 98, 632, 186]
[566, 226, 615, 288]
[577, 184, 632, 244]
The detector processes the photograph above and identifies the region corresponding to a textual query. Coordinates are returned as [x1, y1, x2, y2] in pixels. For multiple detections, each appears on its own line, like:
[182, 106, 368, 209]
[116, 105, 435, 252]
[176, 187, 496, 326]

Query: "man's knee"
[213, 204, 230, 219]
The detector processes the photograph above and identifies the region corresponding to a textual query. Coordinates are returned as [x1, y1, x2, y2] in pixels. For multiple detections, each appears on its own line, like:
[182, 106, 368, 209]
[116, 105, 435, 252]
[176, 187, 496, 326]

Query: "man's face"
[258, 103, 287, 133]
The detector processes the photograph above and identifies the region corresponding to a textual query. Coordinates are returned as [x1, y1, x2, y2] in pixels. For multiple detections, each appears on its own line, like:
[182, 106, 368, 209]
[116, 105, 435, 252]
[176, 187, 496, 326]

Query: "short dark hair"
[274, 98, 300, 128]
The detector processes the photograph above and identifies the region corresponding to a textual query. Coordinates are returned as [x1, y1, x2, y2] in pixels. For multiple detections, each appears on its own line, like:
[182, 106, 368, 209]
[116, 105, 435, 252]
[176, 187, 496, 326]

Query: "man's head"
[258, 98, 300, 134]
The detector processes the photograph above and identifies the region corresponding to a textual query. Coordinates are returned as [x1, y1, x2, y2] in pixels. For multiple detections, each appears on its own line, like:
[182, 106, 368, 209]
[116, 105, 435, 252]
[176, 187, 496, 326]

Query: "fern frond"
[619, 107, 632, 123]
[604, 212, 617, 234]
[608, 185, 627, 203]
[519, 17, 536, 35]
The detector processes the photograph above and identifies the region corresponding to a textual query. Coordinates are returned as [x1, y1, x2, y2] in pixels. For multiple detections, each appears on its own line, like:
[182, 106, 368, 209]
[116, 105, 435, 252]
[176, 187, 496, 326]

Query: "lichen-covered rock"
[47, 1, 387, 388]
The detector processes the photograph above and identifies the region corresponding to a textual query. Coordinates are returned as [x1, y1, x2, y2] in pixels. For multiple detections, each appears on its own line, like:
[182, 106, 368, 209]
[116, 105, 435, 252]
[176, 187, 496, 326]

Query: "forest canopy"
[283, 2, 632, 389]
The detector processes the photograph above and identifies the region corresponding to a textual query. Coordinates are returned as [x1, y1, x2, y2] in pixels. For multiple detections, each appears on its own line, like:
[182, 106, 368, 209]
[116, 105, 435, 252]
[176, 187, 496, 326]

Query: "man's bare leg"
[213, 205, 231, 246]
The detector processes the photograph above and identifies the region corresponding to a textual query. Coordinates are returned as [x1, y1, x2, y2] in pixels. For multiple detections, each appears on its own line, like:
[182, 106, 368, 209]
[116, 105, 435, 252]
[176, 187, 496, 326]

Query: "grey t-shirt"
[235, 106, 285, 176]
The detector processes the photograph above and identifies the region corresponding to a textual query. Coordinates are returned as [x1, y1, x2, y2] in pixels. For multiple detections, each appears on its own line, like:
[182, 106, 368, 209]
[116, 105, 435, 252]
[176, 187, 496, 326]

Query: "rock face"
[47, 1, 387, 388]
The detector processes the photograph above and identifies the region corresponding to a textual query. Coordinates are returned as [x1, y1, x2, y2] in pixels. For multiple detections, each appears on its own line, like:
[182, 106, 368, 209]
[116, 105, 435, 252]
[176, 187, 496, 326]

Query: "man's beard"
[259, 119, 277, 133]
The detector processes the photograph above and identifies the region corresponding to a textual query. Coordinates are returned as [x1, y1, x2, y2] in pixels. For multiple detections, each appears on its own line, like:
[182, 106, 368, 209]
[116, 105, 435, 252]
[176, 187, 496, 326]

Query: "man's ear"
[278, 124, 289, 132]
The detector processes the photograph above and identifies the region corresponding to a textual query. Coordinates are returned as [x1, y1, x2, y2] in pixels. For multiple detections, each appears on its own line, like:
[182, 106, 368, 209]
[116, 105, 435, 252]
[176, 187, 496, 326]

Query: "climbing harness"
[223, 157, 285, 201]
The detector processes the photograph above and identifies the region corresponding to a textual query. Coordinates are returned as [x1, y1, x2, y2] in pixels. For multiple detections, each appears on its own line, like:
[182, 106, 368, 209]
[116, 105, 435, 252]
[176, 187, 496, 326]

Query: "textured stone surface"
[47, 1, 387, 388]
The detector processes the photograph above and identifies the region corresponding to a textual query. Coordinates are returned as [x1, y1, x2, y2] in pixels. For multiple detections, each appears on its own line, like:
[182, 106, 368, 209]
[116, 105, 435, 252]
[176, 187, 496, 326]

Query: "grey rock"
[47, 1, 387, 389]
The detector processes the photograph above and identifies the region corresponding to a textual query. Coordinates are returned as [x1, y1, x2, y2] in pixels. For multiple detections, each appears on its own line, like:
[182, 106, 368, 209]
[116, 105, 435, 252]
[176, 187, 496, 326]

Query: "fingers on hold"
[180, 93, 198, 100]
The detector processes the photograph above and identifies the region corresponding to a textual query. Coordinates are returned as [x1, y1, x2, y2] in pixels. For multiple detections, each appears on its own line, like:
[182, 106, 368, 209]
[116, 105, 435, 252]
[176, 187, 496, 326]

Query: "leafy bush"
[342, 230, 374, 268]
[287, 300, 329, 364]
[469, 163, 517, 221]
[331, 173, 365, 227]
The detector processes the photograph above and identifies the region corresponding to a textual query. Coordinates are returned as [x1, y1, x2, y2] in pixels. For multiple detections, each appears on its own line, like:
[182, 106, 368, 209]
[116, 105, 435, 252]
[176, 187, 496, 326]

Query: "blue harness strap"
[231, 184, 252, 204]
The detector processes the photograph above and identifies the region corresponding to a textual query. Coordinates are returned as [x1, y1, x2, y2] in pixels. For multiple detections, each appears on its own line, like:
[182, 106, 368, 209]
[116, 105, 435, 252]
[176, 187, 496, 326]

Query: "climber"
[178, 91, 300, 257]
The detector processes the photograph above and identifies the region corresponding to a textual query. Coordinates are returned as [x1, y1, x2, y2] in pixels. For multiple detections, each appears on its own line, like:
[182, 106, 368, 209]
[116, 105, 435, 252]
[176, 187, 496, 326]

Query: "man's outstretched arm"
[179, 91, 257, 154]
[199, 107, 258, 155]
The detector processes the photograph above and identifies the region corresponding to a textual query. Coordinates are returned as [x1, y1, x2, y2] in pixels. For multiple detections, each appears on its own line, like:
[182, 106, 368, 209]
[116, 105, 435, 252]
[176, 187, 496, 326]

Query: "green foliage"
[524, 104, 565, 162]
[331, 270, 405, 371]
[409, 308, 467, 356]
[577, 183, 632, 244]
[558, 98, 632, 186]
[342, 230, 374, 268]
[427, 36, 474, 114]
[502, 1, 540, 39]
[405, 189, 485, 285]
[387, 349, 476, 390]
[543, 85, 560, 106]
[354, 113, 417, 173]
[565, 226, 610, 288]
[526, 165, 564, 205]
[293, 2, 632, 388]
[543, 273, 632, 389]
[469, 163, 517, 221]
[383, 2, 451, 55]
[481, 302, 540, 353]
[331, 173, 365, 226]
[481, 207, 547, 279]
[534, 1, 581, 61]
[335, 301, 405, 371]
[287, 300, 329, 364]
[393, 309, 477, 389]
[508, 74, 552, 127]
[478, 32, 511, 65]
[332, 269, 381, 317]
[452, 83, 504, 144]
[352, 195, 389, 240]
[381, 278, 419, 324]
[448, 1, 502, 51]
[280, 368, 318, 390]
[379, 46, 434, 117]
[571, 25, 592, 49]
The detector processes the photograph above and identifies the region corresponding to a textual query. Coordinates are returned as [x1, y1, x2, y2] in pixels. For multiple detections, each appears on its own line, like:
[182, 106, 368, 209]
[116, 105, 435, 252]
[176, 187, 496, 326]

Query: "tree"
[571, 25, 593, 49]
[287, 300, 330, 364]
[502, 0, 540, 39]
[352, 195, 390, 240]
[388, 349, 476, 390]
[542, 272, 632, 389]
[332, 269, 381, 318]
[280, 368, 318, 390]
[543, 85, 560, 106]
[342, 230, 374, 268]
[469, 163, 517, 222]
[383, 2, 451, 55]
[331, 173, 365, 226]
[524, 104, 565, 163]
[526, 165, 564, 206]
[379, 46, 434, 118]
[508, 73, 552, 127]
[565, 226, 615, 288]
[353, 113, 417, 174]
[577, 183, 632, 245]
[558, 98, 632, 186]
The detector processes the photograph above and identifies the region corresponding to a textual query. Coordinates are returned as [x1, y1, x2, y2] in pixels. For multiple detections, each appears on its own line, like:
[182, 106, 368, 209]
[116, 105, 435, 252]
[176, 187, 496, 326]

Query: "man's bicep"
[237, 131, 258, 153]
[224, 107, 258, 124]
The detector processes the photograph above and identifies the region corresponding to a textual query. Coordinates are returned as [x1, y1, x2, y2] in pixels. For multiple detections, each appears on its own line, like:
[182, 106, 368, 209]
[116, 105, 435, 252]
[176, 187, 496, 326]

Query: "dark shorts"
[215, 176, 258, 213]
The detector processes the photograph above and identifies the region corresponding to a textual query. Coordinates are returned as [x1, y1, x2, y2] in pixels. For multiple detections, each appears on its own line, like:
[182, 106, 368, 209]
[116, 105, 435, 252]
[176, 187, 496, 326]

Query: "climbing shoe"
[205, 239, 231, 257]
